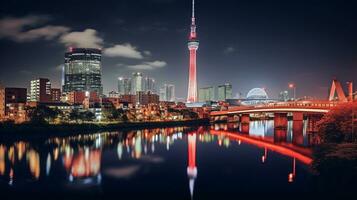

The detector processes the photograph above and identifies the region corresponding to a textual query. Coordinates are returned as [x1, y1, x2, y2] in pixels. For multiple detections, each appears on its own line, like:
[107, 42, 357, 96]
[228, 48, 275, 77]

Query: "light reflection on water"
[0, 121, 317, 198]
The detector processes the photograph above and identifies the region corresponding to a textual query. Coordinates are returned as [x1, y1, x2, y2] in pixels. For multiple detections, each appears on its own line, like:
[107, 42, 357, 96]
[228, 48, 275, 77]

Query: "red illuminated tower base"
[187, 0, 199, 103]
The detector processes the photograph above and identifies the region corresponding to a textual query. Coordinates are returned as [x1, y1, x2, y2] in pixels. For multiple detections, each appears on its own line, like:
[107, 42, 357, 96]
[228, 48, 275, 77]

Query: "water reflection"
[0, 121, 316, 198]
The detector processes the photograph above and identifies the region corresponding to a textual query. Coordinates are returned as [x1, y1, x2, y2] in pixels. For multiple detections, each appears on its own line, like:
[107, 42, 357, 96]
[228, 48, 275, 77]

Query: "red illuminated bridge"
[211, 100, 338, 131]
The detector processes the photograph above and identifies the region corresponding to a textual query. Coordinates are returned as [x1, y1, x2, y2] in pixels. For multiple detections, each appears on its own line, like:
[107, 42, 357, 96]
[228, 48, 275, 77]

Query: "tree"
[317, 102, 357, 143]
[103, 107, 125, 121]
[28, 105, 61, 124]
[81, 111, 96, 122]
[69, 109, 81, 122]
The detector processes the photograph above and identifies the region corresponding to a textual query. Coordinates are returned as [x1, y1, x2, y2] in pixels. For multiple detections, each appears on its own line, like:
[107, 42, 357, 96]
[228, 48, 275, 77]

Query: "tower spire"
[192, 0, 195, 19]
[190, 0, 197, 39]
[187, 0, 199, 103]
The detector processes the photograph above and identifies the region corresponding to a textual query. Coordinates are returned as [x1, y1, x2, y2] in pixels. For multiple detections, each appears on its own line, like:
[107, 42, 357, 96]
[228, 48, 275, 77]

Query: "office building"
[198, 86, 215, 102]
[66, 91, 99, 105]
[144, 77, 156, 94]
[217, 83, 232, 101]
[159, 84, 175, 102]
[118, 77, 131, 95]
[131, 72, 143, 94]
[50, 88, 61, 102]
[5, 88, 27, 104]
[30, 78, 52, 103]
[63, 48, 103, 95]
[279, 91, 289, 102]
[120, 94, 137, 105]
[137, 91, 159, 105]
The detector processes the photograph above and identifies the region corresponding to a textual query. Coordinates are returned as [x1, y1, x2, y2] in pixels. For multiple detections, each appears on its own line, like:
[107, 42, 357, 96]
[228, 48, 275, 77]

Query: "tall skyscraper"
[144, 77, 156, 94]
[118, 77, 131, 95]
[131, 72, 143, 94]
[198, 86, 215, 102]
[30, 78, 52, 103]
[187, 0, 199, 103]
[160, 84, 175, 102]
[217, 83, 233, 101]
[63, 48, 103, 95]
[0, 84, 5, 120]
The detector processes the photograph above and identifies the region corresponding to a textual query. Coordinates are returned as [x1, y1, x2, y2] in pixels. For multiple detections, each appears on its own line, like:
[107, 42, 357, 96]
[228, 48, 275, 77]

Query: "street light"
[289, 83, 296, 101]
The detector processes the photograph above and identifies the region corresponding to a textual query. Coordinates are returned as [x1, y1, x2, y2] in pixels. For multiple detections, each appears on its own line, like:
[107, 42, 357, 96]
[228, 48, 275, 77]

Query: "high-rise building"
[0, 85, 5, 120]
[144, 77, 156, 94]
[5, 88, 27, 104]
[30, 78, 51, 103]
[63, 48, 103, 95]
[131, 72, 143, 94]
[198, 86, 215, 102]
[50, 88, 61, 102]
[279, 91, 289, 102]
[187, 0, 199, 103]
[217, 83, 232, 101]
[159, 84, 175, 102]
[118, 77, 131, 95]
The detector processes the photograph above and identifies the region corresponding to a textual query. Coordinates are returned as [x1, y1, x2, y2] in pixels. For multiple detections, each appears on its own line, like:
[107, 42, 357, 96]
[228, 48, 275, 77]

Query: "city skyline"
[1, 0, 357, 99]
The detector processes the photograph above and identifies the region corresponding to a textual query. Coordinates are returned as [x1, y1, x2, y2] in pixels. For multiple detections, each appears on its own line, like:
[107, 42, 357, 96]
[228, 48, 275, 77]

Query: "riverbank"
[0, 118, 210, 139]
[311, 143, 357, 193]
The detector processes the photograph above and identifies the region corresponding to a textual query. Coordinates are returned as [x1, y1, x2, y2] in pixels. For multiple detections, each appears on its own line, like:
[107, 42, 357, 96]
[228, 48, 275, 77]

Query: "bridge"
[210, 100, 338, 132]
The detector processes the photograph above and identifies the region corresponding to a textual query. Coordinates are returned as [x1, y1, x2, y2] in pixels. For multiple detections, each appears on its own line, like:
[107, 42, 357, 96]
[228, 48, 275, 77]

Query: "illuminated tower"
[187, 0, 199, 103]
[187, 133, 197, 199]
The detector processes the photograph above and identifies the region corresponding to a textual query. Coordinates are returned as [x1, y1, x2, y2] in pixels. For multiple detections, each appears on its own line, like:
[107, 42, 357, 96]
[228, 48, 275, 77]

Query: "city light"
[0, 0, 355, 197]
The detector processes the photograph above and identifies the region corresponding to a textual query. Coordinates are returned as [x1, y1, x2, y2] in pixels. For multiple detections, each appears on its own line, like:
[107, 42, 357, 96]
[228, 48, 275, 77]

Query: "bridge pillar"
[274, 113, 288, 129]
[241, 114, 250, 124]
[293, 120, 304, 145]
[293, 112, 304, 121]
[274, 129, 287, 143]
[240, 114, 250, 134]
[292, 112, 304, 145]
[227, 115, 239, 123]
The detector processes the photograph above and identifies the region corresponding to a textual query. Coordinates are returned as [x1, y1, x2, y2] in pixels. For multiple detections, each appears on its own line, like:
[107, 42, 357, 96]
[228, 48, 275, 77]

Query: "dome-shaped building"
[246, 88, 268, 99]
[242, 88, 269, 105]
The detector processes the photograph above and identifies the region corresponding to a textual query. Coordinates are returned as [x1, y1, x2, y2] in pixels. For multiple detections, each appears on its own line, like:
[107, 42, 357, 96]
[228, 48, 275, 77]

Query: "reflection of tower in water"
[187, 133, 197, 199]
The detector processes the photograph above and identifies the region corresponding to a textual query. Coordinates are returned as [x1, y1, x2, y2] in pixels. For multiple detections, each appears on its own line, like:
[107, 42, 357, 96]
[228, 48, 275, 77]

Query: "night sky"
[1, 0, 357, 100]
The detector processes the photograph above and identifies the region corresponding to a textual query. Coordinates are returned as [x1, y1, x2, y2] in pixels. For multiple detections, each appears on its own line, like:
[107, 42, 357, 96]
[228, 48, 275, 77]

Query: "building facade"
[5, 88, 27, 104]
[66, 91, 99, 105]
[279, 91, 289, 102]
[30, 78, 52, 103]
[50, 88, 61, 102]
[144, 77, 156, 94]
[118, 77, 131, 95]
[0, 85, 5, 120]
[63, 48, 103, 95]
[131, 72, 143, 94]
[160, 84, 175, 102]
[137, 91, 159, 105]
[120, 94, 137, 105]
[217, 83, 232, 101]
[198, 87, 215, 102]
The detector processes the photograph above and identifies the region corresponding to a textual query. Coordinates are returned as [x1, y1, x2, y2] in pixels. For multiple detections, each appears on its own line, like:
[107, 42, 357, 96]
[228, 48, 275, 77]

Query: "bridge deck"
[211, 101, 337, 116]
